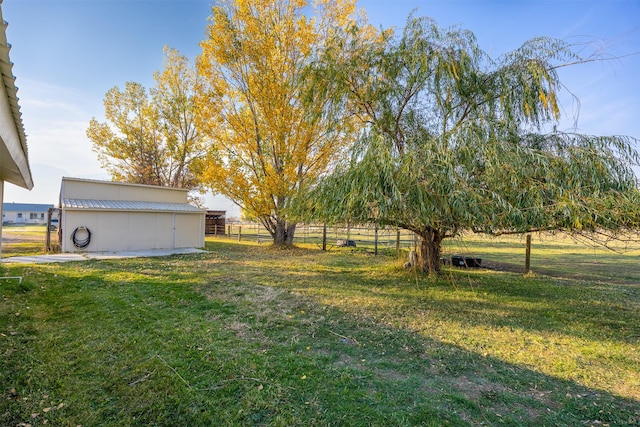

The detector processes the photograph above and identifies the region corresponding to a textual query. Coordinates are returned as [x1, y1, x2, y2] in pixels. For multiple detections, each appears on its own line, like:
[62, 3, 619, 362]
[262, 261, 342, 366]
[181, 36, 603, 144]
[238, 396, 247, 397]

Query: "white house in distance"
[2, 202, 54, 224]
[0, 1, 33, 256]
[59, 177, 206, 253]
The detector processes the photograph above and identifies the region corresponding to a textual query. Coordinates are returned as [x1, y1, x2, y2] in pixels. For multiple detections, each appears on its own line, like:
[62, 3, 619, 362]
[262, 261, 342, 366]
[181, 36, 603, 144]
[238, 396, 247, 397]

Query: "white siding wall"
[62, 178, 187, 203]
[62, 210, 204, 253]
[174, 213, 205, 249]
[2, 210, 47, 224]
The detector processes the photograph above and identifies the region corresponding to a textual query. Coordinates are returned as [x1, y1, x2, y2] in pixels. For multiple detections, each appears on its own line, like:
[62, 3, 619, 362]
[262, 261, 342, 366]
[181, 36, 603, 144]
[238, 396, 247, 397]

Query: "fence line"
[208, 224, 545, 271]
[210, 223, 418, 253]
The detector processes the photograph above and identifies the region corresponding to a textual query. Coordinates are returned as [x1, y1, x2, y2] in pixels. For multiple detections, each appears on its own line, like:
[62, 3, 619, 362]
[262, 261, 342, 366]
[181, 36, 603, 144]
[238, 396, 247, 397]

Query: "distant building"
[205, 210, 226, 235]
[2, 202, 54, 224]
[0, 3, 33, 255]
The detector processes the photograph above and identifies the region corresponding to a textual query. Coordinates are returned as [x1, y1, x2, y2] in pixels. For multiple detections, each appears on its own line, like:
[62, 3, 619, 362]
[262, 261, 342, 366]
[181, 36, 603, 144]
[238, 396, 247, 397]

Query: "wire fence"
[207, 224, 640, 279]
[208, 223, 419, 254]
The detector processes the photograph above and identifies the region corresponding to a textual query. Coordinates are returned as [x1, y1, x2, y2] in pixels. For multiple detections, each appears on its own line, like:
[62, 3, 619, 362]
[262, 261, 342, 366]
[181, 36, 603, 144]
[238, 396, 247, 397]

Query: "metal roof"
[3, 202, 53, 212]
[61, 198, 205, 213]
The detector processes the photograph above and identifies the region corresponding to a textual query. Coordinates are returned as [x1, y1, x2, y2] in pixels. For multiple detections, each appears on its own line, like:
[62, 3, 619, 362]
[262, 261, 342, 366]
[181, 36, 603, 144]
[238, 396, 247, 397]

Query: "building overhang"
[0, 2, 32, 190]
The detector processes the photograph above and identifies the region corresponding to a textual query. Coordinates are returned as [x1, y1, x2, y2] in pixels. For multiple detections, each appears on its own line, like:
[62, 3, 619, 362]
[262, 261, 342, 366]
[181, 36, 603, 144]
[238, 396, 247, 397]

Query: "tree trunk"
[416, 228, 443, 274]
[273, 219, 297, 246]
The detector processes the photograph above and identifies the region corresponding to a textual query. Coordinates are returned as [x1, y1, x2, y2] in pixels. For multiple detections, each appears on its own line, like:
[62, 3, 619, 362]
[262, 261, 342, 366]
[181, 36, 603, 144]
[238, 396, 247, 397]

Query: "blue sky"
[3, 0, 639, 217]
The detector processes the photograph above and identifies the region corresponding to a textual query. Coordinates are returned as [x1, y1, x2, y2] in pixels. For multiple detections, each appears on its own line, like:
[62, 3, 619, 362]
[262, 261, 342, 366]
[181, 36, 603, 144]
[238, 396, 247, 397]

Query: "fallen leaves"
[17, 400, 65, 427]
[42, 402, 65, 413]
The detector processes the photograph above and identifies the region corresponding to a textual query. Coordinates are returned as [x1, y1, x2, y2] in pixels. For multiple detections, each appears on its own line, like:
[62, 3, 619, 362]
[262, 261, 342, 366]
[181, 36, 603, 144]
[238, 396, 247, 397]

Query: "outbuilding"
[205, 210, 226, 235]
[59, 177, 205, 253]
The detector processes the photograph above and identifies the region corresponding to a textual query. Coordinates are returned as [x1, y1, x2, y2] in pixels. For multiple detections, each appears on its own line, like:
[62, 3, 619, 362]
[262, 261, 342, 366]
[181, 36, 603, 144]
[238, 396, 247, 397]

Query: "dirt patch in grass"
[480, 259, 527, 274]
[226, 320, 253, 339]
[453, 375, 508, 401]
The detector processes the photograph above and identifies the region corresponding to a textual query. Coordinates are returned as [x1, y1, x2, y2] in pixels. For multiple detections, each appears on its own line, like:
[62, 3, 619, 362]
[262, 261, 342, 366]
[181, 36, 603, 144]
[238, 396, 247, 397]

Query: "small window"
[41, 213, 45, 219]
[17, 213, 22, 219]
[30, 213, 38, 219]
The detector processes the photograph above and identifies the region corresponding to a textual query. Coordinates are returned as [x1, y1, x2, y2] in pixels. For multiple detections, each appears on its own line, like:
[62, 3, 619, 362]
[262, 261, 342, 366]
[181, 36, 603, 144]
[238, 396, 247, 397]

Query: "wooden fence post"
[322, 224, 327, 251]
[238, 225, 242, 242]
[396, 229, 401, 258]
[374, 225, 378, 255]
[525, 234, 532, 274]
[45, 207, 53, 252]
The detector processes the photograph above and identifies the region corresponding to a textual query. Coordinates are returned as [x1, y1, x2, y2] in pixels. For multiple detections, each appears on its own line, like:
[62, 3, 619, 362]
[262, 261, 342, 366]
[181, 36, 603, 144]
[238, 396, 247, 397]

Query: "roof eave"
[0, 7, 32, 190]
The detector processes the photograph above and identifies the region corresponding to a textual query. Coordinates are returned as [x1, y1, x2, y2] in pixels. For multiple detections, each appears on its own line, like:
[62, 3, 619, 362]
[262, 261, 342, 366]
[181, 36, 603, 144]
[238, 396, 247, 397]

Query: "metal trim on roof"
[61, 198, 206, 213]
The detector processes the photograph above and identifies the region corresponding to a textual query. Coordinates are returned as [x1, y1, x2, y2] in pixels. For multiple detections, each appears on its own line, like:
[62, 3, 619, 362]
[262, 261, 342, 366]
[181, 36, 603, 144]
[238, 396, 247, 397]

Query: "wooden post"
[238, 225, 242, 242]
[525, 234, 532, 274]
[396, 229, 401, 258]
[227, 225, 231, 237]
[45, 208, 53, 252]
[322, 223, 327, 251]
[374, 224, 378, 255]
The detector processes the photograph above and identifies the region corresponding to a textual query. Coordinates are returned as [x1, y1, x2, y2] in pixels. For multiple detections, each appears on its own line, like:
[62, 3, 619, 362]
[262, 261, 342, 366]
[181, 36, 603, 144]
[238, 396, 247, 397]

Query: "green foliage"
[300, 15, 640, 272]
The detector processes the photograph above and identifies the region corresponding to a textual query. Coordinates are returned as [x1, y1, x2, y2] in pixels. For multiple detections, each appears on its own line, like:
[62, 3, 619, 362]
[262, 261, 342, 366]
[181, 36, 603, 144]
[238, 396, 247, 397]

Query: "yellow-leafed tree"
[87, 48, 205, 193]
[196, 0, 373, 245]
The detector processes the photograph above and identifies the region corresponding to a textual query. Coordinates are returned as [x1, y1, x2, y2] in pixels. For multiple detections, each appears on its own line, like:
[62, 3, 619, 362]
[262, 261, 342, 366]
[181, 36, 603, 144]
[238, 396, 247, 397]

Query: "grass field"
[441, 232, 640, 286]
[1, 224, 55, 258]
[1, 229, 639, 425]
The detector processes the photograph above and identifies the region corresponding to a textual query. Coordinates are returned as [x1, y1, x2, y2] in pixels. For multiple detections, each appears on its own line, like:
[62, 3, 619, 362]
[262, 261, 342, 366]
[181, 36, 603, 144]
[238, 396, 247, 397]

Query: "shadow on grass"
[204, 242, 639, 346]
[1, 245, 638, 426]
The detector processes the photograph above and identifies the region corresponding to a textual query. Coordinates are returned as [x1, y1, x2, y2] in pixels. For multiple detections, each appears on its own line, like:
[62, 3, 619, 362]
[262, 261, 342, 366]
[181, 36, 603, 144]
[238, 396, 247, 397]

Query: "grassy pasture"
[1, 225, 52, 258]
[0, 232, 639, 425]
[218, 224, 640, 285]
[441, 232, 640, 285]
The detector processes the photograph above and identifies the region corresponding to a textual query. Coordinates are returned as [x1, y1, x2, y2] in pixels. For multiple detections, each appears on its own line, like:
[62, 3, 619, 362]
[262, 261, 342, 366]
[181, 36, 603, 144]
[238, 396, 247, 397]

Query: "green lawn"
[1, 237, 638, 426]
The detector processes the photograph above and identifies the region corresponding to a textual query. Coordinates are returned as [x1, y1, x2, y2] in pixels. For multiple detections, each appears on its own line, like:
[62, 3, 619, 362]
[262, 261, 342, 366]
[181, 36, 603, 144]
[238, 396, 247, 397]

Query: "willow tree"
[305, 16, 640, 273]
[87, 48, 204, 190]
[196, 0, 374, 245]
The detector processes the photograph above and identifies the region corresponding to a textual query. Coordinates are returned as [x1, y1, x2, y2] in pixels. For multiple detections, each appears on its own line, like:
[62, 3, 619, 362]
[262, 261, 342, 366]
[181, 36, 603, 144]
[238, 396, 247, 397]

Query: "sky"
[2, 0, 639, 217]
